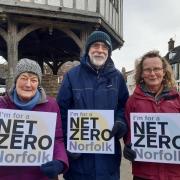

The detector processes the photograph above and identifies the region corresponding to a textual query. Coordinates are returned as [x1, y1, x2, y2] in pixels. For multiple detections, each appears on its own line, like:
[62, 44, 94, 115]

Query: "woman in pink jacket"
[124, 50, 180, 180]
[0, 58, 68, 180]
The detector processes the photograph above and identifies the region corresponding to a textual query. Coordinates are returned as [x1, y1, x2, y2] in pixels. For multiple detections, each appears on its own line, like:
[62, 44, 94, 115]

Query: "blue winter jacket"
[57, 55, 129, 180]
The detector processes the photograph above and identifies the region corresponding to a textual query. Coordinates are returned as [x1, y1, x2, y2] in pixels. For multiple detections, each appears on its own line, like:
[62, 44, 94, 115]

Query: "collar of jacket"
[135, 84, 178, 101]
[140, 83, 169, 96]
[141, 83, 169, 101]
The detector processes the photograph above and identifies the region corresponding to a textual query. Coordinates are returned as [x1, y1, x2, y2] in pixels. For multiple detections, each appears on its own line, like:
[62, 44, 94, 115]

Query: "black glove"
[109, 121, 127, 139]
[40, 160, 64, 179]
[123, 144, 136, 161]
[67, 151, 81, 160]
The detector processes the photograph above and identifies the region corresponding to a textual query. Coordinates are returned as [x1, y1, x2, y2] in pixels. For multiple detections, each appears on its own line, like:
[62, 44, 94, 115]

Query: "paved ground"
[59, 141, 133, 180]
[120, 140, 133, 180]
[121, 156, 133, 180]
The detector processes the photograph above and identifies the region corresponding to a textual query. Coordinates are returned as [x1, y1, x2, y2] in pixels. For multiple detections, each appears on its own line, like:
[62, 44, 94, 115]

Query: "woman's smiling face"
[16, 72, 39, 102]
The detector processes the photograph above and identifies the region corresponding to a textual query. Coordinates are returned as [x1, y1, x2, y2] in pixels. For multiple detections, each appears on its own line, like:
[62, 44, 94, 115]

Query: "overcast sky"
[112, 0, 180, 72]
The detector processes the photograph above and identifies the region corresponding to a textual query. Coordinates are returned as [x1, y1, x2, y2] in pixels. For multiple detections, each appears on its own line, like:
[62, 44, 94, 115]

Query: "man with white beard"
[57, 31, 129, 180]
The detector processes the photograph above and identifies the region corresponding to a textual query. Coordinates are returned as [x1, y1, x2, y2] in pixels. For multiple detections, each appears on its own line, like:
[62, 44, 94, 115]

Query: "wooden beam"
[7, 17, 18, 88]
[80, 30, 91, 56]
[100, 17, 124, 49]
[12, 15, 92, 30]
[96, 0, 100, 13]
[0, 27, 7, 42]
[73, 0, 76, 9]
[60, 28, 83, 50]
[17, 24, 41, 42]
[0, 4, 101, 23]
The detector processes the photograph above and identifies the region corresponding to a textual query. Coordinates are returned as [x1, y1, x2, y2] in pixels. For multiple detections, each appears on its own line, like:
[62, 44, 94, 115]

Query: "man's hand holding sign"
[67, 110, 114, 154]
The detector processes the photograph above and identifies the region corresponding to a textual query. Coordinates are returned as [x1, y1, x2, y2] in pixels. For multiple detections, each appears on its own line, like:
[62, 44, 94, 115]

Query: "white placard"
[131, 113, 180, 164]
[67, 110, 114, 154]
[0, 109, 57, 166]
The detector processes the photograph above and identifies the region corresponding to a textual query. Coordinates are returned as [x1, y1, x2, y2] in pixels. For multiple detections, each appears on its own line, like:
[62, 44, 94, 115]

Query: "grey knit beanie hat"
[85, 31, 112, 56]
[15, 58, 42, 83]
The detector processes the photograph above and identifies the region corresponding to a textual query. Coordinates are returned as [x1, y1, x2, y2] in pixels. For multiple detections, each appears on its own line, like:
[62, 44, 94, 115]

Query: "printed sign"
[67, 110, 114, 154]
[0, 109, 57, 166]
[131, 113, 180, 164]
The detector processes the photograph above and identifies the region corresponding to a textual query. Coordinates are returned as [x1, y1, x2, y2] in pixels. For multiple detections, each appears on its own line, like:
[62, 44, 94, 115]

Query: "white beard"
[90, 56, 107, 68]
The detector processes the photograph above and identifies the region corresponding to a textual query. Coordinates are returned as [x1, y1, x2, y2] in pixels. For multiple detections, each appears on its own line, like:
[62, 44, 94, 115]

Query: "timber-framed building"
[0, 0, 123, 96]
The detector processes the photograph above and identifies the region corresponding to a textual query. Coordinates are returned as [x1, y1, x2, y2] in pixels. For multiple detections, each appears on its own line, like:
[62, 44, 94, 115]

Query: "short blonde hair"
[134, 50, 176, 88]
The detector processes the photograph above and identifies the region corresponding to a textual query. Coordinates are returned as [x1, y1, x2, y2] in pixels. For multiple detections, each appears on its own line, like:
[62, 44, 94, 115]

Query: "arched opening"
[19, 27, 80, 74]
[18, 27, 81, 96]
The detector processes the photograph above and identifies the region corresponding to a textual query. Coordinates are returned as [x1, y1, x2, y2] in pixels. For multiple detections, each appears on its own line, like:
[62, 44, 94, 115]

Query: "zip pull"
[96, 70, 100, 79]
[107, 84, 112, 88]
[97, 74, 100, 79]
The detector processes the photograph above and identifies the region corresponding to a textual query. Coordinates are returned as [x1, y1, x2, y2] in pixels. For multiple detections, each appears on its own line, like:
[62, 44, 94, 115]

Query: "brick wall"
[41, 74, 60, 97]
[0, 61, 80, 97]
[42, 61, 80, 97]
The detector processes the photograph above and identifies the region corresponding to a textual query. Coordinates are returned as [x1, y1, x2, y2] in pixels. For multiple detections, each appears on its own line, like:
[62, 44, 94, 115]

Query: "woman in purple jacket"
[0, 58, 68, 180]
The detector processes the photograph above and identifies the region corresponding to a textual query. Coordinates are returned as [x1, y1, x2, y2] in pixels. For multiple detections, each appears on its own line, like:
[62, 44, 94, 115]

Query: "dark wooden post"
[7, 18, 18, 88]
[80, 30, 91, 57]
[96, 0, 100, 13]
[73, 0, 76, 8]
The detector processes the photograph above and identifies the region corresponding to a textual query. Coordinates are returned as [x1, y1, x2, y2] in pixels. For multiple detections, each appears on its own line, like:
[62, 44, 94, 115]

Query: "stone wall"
[42, 61, 80, 97]
[41, 74, 60, 97]
[0, 61, 80, 97]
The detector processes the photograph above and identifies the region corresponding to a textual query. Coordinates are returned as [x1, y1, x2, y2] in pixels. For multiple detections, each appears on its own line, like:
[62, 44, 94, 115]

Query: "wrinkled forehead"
[142, 57, 163, 67]
[18, 72, 39, 79]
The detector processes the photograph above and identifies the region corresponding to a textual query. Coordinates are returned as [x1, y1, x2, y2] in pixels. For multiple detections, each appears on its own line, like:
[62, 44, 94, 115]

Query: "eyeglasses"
[143, 67, 163, 74]
[90, 42, 109, 51]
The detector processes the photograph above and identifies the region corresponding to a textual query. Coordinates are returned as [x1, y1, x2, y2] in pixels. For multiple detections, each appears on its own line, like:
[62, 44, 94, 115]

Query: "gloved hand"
[67, 151, 81, 160]
[40, 160, 64, 179]
[109, 121, 127, 139]
[123, 144, 136, 161]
